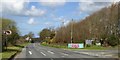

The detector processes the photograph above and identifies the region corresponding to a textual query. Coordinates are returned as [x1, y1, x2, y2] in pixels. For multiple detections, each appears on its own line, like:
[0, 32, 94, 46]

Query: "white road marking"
[61, 53, 69, 56]
[77, 52, 113, 57]
[48, 51, 54, 54]
[61, 56, 65, 57]
[50, 58, 54, 60]
[33, 44, 36, 47]
[41, 52, 46, 56]
[101, 52, 105, 54]
[104, 55, 113, 57]
[28, 51, 32, 55]
[22, 48, 25, 51]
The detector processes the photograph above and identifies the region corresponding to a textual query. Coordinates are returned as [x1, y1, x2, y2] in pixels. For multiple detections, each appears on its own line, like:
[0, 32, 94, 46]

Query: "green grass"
[41, 43, 118, 50]
[84, 45, 108, 50]
[2, 46, 21, 58]
[1, 42, 30, 59]
[64, 46, 108, 50]
[0, 53, 2, 59]
[2, 51, 16, 58]
[20, 42, 30, 47]
[42, 43, 67, 48]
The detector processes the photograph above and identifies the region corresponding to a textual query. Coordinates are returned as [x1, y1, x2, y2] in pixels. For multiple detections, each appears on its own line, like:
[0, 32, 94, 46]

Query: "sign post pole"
[5, 34, 7, 51]
[4, 30, 12, 51]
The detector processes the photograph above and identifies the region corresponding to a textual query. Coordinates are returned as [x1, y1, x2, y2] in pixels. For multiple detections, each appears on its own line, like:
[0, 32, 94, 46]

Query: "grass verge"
[41, 43, 67, 48]
[41, 43, 118, 50]
[1, 42, 30, 59]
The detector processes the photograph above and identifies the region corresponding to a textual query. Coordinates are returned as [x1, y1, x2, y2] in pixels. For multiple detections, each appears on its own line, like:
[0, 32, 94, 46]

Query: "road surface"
[14, 43, 118, 60]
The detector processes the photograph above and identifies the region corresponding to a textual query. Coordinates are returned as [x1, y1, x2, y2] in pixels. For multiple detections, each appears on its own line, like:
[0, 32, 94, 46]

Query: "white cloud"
[52, 16, 64, 22]
[47, 14, 70, 26]
[64, 20, 70, 26]
[78, 0, 119, 14]
[78, 0, 120, 2]
[2, 0, 119, 2]
[75, 0, 119, 19]
[54, 16, 70, 26]
[1, 0, 26, 14]
[1, 0, 46, 17]
[39, 0, 66, 7]
[25, 5, 46, 17]
[44, 22, 52, 25]
[78, 2, 112, 15]
[58, 16, 64, 21]
[44, 22, 53, 28]
[28, 18, 36, 25]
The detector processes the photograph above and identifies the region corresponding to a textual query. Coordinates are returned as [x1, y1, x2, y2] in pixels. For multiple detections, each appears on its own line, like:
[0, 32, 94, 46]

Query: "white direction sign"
[4, 30, 12, 35]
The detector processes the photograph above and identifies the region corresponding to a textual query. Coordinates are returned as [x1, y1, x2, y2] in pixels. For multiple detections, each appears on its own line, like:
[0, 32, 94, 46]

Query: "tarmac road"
[14, 43, 119, 60]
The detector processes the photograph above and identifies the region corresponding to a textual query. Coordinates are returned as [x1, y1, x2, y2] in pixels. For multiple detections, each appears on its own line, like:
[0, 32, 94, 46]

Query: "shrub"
[107, 35, 119, 47]
[86, 44, 91, 47]
[42, 42, 47, 44]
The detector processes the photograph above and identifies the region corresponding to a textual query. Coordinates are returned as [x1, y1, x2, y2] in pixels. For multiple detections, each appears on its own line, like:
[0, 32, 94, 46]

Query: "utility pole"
[71, 19, 73, 44]
[62, 21, 64, 43]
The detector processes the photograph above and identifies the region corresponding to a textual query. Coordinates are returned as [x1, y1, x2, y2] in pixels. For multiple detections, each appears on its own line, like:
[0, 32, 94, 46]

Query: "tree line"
[1, 18, 34, 51]
[39, 2, 120, 47]
[1, 18, 19, 51]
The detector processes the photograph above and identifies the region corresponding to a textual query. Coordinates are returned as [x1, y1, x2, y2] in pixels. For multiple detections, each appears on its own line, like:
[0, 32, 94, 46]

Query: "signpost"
[85, 40, 92, 45]
[4, 30, 12, 35]
[4, 30, 12, 50]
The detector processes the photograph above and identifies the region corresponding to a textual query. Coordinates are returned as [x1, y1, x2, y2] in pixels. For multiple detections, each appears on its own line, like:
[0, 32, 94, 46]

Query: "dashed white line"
[50, 58, 54, 60]
[41, 52, 46, 56]
[104, 55, 113, 57]
[48, 51, 54, 54]
[28, 51, 32, 55]
[33, 44, 36, 47]
[61, 56, 65, 57]
[61, 53, 69, 56]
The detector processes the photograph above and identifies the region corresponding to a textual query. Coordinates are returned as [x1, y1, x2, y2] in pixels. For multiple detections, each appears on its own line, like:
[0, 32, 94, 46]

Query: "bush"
[86, 44, 91, 47]
[107, 35, 119, 47]
[42, 42, 47, 44]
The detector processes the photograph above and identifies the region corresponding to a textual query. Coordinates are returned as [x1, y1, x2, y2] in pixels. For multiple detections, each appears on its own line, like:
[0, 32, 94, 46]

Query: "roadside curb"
[8, 51, 20, 60]
[1, 47, 25, 60]
[1, 51, 20, 60]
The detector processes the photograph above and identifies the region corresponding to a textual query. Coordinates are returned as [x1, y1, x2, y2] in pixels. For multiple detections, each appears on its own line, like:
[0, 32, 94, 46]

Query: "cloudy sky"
[1, 0, 119, 37]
